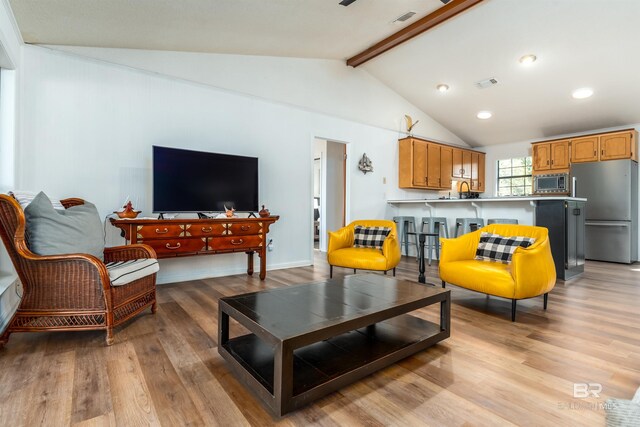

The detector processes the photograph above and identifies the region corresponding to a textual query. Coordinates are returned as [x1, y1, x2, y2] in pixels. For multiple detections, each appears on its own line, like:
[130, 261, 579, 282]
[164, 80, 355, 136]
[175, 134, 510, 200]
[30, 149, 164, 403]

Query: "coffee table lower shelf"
[220, 314, 446, 415]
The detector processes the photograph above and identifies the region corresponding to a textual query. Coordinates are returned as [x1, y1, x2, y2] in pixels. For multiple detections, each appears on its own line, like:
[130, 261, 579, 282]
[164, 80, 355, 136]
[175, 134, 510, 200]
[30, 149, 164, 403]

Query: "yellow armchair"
[439, 224, 556, 321]
[327, 220, 401, 278]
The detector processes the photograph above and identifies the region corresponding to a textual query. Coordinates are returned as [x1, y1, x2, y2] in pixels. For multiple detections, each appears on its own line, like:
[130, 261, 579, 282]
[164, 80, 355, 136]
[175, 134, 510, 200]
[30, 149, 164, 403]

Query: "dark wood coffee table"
[218, 274, 450, 416]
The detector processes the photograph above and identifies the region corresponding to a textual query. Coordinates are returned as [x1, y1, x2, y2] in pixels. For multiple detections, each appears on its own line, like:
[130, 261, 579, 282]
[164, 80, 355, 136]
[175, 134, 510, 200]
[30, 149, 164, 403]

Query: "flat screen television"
[153, 146, 259, 213]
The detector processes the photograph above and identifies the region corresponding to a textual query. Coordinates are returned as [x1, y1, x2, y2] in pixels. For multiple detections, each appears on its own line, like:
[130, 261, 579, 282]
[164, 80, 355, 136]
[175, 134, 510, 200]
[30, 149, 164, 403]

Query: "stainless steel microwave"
[534, 173, 570, 194]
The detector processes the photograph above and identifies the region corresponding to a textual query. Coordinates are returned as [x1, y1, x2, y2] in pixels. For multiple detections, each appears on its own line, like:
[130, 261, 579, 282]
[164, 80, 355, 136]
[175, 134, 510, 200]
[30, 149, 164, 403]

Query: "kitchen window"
[497, 157, 533, 196]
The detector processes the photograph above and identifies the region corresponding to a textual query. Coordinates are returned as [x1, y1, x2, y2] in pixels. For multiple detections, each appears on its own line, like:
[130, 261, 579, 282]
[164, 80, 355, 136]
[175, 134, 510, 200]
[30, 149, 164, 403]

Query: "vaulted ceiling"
[9, 0, 640, 146]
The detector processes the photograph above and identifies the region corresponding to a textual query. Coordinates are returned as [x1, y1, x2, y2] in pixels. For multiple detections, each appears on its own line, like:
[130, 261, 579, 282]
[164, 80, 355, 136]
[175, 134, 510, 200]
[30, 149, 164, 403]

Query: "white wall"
[0, 0, 23, 331]
[0, 0, 21, 69]
[47, 46, 467, 146]
[17, 45, 466, 284]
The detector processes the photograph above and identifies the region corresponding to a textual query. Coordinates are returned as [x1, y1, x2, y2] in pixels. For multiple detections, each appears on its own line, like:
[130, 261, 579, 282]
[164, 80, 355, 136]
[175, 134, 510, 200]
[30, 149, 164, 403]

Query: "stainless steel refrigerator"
[571, 159, 638, 263]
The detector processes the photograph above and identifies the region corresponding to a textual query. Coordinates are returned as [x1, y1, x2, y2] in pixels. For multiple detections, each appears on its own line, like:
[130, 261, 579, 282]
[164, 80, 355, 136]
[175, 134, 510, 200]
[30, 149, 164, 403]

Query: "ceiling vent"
[393, 11, 416, 23]
[475, 78, 499, 89]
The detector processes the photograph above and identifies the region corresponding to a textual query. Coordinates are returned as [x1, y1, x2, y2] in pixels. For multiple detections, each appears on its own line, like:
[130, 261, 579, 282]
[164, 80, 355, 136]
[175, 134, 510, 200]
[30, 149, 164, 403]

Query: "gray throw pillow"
[24, 192, 104, 261]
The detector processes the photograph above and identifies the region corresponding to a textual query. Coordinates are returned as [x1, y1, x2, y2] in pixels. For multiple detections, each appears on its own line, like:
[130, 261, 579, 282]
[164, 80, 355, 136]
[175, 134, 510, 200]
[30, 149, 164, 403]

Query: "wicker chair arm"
[16, 241, 110, 289]
[14, 242, 112, 310]
[104, 244, 157, 263]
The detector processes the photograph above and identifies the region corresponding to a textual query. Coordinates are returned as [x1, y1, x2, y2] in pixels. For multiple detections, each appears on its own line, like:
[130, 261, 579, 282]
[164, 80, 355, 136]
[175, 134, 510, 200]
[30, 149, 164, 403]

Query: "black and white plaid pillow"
[353, 226, 391, 249]
[475, 232, 536, 264]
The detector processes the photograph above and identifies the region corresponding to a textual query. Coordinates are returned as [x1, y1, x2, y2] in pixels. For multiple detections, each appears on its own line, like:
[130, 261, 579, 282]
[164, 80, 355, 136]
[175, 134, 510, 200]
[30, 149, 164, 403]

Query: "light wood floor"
[1, 253, 639, 426]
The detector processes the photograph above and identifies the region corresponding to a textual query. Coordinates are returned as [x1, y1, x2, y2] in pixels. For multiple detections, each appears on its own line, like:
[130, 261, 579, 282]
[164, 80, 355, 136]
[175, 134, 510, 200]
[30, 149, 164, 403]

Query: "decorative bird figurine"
[404, 115, 419, 134]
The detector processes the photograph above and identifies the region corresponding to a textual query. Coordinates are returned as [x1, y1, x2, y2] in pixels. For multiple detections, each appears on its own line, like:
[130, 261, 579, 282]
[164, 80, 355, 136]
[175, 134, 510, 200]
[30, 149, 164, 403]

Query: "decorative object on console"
[224, 205, 237, 218]
[358, 153, 373, 174]
[115, 200, 141, 219]
[259, 205, 270, 218]
[404, 114, 419, 135]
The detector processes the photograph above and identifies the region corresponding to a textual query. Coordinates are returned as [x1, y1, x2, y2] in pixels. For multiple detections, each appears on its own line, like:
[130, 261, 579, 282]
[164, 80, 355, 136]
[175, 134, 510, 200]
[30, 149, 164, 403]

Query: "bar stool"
[455, 218, 485, 237]
[487, 218, 519, 225]
[392, 216, 419, 258]
[421, 217, 449, 261]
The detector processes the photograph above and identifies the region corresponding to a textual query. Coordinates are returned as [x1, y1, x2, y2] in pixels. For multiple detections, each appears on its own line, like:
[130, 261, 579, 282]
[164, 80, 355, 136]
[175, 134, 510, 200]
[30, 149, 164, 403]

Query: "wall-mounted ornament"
[404, 115, 419, 135]
[358, 153, 373, 174]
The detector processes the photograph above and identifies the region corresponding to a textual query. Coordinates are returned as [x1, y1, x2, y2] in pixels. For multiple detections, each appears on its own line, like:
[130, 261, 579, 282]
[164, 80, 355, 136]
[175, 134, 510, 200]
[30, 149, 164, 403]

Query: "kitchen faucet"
[459, 181, 471, 199]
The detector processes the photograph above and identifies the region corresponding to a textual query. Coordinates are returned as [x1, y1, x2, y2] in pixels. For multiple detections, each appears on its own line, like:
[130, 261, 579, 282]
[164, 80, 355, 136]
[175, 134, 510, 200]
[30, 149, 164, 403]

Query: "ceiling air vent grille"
[393, 11, 416, 23]
[475, 78, 499, 89]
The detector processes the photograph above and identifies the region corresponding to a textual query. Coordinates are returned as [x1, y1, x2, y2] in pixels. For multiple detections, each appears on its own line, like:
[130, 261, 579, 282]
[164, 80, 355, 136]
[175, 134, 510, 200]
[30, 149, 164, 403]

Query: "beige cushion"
[106, 259, 159, 286]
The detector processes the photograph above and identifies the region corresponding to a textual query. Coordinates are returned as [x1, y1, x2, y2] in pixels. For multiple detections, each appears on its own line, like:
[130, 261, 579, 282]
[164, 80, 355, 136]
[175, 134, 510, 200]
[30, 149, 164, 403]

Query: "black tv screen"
[153, 146, 258, 213]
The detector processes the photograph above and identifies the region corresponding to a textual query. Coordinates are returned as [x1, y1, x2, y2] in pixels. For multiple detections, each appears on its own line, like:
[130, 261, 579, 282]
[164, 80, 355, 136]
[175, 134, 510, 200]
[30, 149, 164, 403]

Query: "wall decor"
[358, 153, 373, 174]
[404, 114, 419, 135]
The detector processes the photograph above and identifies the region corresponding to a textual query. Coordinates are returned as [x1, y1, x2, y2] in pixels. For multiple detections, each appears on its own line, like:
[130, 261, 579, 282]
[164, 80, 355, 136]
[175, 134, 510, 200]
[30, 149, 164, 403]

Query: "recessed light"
[477, 111, 492, 120]
[519, 54, 537, 65]
[572, 87, 593, 99]
[436, 84, 450, 93]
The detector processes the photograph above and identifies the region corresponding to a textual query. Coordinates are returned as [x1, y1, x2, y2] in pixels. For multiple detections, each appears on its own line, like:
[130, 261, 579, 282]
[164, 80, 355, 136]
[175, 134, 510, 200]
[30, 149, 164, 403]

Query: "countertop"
[387, 196, 587, 204]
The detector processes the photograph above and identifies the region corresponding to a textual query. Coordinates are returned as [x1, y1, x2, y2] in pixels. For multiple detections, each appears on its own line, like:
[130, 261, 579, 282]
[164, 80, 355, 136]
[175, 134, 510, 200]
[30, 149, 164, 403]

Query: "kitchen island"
[387, 196, 587, 280]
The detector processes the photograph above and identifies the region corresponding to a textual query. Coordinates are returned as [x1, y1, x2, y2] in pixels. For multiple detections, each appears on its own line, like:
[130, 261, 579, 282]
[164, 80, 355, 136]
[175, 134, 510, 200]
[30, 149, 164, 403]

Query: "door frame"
[311, 137, 351, 258]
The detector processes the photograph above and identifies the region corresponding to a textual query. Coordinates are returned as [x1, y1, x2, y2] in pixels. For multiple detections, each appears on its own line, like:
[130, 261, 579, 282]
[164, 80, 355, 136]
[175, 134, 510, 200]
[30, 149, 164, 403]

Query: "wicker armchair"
[0, 194, 157, 346]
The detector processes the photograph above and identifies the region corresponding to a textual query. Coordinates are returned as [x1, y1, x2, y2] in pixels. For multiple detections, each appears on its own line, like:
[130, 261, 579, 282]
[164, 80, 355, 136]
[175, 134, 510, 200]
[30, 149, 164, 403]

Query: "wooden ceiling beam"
[346, 0, 484, 68]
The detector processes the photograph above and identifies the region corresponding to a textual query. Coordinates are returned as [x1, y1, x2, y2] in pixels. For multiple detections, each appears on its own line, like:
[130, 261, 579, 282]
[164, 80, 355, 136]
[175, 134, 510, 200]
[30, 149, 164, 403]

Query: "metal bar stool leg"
[434, 222, 441, 261]
[403, 220, 409, 257]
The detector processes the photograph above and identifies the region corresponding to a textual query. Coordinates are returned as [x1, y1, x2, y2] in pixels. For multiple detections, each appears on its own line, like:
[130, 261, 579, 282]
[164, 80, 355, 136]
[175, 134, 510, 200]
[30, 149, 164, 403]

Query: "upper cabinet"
[571, 136, 599, 163]
[600, 132, 635, 161]
[533, 129, 638, 172]
[440, 147, 453, 189]
[472, 152, 486, 192]
[399, 137, 485, 192]
[533, 140, 568, 171]
[399, 138, 427, 188]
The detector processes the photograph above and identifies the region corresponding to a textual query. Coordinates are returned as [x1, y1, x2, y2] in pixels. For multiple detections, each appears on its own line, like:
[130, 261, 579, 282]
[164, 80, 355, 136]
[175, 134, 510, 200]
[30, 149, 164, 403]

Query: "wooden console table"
[110, 216, 279, 280]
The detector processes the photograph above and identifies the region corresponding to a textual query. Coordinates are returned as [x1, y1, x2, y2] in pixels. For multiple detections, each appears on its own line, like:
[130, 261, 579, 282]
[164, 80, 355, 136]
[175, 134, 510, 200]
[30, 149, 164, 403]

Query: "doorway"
[313, 138, 347, 252]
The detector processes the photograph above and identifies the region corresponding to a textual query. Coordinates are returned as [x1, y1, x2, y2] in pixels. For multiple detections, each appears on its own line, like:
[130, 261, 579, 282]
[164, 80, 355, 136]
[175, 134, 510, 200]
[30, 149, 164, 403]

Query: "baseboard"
[156, 259, 313, 285]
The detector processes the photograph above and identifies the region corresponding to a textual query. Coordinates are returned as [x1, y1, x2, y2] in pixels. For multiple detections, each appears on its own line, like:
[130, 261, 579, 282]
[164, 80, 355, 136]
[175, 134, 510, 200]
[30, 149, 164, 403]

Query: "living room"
[0, 0, 639, 425]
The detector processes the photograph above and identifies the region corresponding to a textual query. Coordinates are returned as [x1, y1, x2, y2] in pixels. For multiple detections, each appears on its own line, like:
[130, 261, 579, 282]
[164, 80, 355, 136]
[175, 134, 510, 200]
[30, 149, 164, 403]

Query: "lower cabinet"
[535, 200, 585, 280]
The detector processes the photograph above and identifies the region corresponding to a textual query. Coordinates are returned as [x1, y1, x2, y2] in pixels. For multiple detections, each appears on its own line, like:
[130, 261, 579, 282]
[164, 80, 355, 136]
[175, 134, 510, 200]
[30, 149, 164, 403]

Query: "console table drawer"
[228, 222, 261, 236]
[211, 235, 262, 251]
[136, 224, 185, 239]
[182, 223, 227, 237]
[143, 238, 207, 256]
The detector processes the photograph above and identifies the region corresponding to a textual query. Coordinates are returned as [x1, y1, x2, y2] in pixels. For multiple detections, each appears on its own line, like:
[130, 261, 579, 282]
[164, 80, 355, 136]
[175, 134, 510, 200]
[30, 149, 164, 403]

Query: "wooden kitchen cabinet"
[399, 137, 485, 191]
[533, 140, 569, 171]
[570, 136, 599, 163]
[399, 138, 427, 188]
[462, 150, 472, 178]
[440, 146, 453, 189]
[533, 143, 551, 171]
[534, 129, 637, 169]
[470, 151, 486, 191]
[452, 148, 463, 178]
[426, 143, 441, 188]
[550, 140, 570, 169]
[600, 131, 635, 161]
